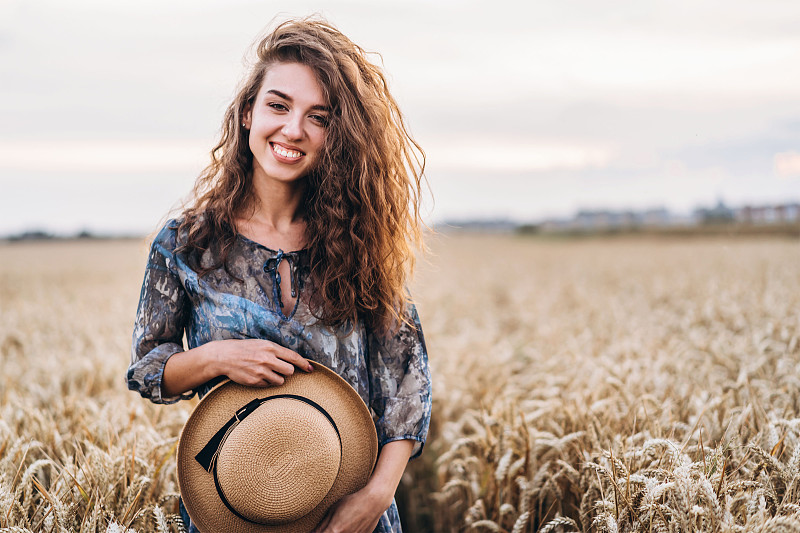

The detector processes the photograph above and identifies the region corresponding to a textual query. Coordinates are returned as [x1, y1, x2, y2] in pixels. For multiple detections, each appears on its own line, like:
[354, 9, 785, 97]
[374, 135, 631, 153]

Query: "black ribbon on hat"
[195, 394, 342, 524]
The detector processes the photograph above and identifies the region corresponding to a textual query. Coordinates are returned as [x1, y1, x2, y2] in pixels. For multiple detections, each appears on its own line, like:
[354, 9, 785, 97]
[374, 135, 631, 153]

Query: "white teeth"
[273, 145, 301, 159]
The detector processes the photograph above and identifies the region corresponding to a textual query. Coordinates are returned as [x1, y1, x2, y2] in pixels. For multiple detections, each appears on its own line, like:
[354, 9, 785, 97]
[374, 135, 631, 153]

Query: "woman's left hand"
[311, 486, 388, 533]
[312, 439, 414, 533]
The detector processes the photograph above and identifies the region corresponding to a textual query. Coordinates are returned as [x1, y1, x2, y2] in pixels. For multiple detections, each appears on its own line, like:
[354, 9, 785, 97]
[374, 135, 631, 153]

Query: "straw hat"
[177, 361, 378, 533]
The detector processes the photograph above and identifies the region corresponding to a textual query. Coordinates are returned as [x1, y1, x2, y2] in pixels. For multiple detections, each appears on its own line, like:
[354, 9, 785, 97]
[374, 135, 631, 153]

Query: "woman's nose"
[281, 114, 303, 140]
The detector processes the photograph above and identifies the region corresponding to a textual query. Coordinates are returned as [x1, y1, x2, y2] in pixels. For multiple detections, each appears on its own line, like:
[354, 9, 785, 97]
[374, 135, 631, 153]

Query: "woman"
[127, 18, 431, 533]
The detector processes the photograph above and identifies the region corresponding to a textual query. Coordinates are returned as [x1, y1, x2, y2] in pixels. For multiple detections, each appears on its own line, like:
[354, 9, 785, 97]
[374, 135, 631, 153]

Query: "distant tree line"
[6, 230, 99, 242]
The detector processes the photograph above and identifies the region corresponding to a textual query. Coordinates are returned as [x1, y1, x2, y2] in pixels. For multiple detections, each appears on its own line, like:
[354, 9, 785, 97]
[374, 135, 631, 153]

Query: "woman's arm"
[128, 223, 192, 404]
[312, 439, 415, 533]
[368, 300, 432, 460]
[161, 338, 314, 397]
[313, 299, 431, 532]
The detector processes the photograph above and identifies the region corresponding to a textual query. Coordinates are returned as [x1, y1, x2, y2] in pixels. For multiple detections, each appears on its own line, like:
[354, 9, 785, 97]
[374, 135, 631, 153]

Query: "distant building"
[641, 208, 672, 226]
[737, 203, 800, 224]
[573, 210, 640, 230]
[566, 207, 676, 231]
[436, 200, 799, 235]
[693, 199, 735, 225]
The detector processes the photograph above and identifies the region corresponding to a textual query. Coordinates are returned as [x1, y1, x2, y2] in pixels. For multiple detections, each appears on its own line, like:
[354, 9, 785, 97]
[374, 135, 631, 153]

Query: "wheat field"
[1, 234, 799, 532]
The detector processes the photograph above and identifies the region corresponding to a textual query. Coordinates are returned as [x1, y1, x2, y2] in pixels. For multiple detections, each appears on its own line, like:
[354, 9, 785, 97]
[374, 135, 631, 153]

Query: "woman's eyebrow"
[266, 89, 330, 112]
[267, 89, 291, 100]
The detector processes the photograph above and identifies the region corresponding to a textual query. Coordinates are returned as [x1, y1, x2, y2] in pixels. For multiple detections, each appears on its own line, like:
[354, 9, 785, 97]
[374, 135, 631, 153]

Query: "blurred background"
[1, 0, 799, 237]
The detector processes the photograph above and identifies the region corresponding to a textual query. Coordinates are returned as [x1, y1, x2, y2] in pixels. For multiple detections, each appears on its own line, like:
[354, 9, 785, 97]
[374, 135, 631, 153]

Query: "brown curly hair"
[176, 17, 425, 332]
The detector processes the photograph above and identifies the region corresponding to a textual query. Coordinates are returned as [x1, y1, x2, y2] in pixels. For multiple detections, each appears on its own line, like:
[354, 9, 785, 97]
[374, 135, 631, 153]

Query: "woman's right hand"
[211, 339, 313, 387]
[161, 339, 312, 398]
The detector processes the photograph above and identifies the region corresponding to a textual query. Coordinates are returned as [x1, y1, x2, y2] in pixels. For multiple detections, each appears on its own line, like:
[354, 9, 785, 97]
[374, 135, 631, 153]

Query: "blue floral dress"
[127, 220, 432, 533]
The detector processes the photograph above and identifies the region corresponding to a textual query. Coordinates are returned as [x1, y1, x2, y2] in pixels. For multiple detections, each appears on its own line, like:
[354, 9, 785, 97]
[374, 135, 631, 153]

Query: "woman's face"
[244, 62, 329, 185]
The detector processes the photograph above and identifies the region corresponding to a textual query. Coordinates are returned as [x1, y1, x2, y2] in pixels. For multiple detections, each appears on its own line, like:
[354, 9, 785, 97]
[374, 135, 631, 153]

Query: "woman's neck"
[252, 172, 306, 224]
[236, 174, 308, 251]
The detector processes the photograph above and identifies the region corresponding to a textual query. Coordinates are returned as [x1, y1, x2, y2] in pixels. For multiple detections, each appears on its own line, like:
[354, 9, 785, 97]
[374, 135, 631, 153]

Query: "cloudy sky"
[1, 0, 799, 235]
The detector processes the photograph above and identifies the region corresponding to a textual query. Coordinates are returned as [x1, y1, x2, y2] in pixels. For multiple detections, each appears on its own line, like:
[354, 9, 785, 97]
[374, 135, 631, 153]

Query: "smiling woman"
[126, 17, 431, 533]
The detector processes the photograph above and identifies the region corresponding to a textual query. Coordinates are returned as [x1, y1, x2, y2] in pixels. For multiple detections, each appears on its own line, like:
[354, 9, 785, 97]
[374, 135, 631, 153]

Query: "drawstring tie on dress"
[263, 249, 299, 309]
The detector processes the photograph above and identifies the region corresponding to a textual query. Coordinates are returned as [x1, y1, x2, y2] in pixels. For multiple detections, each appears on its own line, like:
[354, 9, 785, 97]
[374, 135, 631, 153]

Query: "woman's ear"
[242, 103, 252, 129]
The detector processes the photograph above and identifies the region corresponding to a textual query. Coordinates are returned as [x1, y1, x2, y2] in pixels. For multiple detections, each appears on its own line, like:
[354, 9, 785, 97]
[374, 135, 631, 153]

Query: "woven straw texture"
[177, 362, 378, 533]
[217, 398, 341, 523]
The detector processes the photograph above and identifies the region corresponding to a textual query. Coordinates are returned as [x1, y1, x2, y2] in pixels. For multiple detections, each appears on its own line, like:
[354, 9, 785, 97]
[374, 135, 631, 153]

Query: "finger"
[266, 357, 296, 377]
[260, 371, 285, 387]
[276, 346, 314, 372]
[254, 340, 312, 373]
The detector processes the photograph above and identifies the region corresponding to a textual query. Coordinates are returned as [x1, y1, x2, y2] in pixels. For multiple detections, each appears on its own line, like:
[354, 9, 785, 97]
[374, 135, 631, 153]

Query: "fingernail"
[307, 364, 314, 373]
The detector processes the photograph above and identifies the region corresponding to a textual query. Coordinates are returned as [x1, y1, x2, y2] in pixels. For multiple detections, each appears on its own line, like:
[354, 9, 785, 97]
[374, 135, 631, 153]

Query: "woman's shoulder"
[150, 212, 239, 272]
[151, 217, 185, 251]
[153, 211, 211, 245]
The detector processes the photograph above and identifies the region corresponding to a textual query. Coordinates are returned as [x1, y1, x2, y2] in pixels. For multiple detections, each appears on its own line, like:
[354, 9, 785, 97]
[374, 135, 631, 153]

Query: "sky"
[1, 0, 799, 235]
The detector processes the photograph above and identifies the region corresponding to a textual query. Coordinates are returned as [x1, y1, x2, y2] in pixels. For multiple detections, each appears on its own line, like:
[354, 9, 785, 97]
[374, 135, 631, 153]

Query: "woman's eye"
[268, 102, 288, 112]
[310, 115, 329, 127]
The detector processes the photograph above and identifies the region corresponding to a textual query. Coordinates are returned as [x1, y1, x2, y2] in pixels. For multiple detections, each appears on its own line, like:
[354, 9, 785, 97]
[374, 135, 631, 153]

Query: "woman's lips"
[270, 142, 304, 163]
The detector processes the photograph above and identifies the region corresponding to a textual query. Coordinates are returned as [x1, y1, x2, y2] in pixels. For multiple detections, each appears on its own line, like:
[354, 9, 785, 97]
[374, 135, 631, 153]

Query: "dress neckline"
[236, 232, 308, 255]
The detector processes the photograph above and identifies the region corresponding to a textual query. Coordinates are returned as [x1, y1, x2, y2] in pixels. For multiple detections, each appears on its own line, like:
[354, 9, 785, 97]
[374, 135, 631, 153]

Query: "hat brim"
[177, 361, 378, 533]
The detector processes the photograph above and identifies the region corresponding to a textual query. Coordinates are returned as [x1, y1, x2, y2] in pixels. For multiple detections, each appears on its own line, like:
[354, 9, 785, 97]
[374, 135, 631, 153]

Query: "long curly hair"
[176, 17, 425, 332]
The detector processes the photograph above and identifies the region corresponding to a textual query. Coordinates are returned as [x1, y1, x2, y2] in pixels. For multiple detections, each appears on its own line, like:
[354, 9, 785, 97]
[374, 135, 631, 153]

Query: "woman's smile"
[270, 141, 305, 163]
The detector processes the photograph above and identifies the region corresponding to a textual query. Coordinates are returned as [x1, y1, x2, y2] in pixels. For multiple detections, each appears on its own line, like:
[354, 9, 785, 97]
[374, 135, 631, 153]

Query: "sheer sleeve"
[367, 299, 432, 459]
[127, 221, 194, 404]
